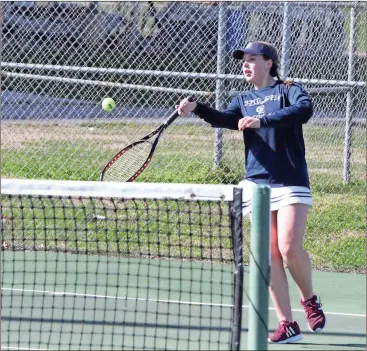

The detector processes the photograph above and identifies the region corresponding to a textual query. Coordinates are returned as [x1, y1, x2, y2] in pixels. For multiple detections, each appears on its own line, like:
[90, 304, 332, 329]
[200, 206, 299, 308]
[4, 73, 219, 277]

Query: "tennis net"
[1, 179, 244, 350]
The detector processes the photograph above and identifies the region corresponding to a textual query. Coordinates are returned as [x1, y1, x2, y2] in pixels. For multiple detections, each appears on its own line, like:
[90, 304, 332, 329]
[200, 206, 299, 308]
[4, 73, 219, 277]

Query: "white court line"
[2, 287, 366, 318]
[1, 287, 234, 307]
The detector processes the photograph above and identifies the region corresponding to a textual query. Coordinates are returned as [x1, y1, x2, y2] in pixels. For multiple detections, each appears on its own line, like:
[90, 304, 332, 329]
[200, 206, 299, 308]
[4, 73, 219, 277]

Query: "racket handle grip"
[165, 96, 195, 127]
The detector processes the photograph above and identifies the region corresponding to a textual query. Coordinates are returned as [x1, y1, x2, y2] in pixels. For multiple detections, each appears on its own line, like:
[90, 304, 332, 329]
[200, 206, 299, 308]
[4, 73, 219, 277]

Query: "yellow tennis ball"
[102, 98, 116, 112]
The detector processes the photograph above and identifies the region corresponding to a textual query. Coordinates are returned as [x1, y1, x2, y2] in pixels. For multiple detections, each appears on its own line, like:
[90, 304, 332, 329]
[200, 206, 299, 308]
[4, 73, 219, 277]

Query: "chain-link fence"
[1, 1, 366, 272]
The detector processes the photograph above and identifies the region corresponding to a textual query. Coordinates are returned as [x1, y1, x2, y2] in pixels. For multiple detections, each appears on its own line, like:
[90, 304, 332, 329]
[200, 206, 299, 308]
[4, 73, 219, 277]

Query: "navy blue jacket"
[193, 80, 313, 188]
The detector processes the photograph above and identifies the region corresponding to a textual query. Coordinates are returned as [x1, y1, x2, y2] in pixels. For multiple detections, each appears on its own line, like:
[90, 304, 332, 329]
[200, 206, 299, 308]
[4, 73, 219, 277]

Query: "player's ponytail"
[270, 61, 283, 82]
[263, 54, 283, 82]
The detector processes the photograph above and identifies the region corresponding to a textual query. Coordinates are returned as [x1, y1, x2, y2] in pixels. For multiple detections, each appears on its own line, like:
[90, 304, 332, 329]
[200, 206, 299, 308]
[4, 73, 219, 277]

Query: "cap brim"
[232, 49, 244, 59]
[232, 48, 260, 60]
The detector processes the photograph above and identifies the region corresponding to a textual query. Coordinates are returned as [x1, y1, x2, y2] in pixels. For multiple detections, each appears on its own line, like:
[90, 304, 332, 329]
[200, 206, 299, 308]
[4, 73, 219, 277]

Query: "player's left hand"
[238, 117, 261, 130]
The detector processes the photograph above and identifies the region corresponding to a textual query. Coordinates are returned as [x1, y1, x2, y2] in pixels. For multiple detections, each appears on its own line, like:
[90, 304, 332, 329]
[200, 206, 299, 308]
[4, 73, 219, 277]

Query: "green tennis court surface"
[1, 179, 365, 350]
[1, 251, 365, 350]
[1, 252, 235, 350]
[268, 269, 366, 350]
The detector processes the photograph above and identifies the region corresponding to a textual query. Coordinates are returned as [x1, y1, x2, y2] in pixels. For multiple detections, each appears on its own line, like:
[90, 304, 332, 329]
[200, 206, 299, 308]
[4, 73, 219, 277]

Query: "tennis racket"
[100, 97, 194, 182]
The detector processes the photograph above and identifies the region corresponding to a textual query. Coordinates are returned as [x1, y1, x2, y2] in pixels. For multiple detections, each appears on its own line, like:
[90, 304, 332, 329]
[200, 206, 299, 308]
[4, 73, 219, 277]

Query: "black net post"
[230, 187, 244, 351]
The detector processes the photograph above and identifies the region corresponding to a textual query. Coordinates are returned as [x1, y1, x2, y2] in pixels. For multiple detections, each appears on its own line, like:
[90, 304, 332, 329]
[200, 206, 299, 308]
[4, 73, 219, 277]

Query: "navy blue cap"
[233, 42, 279, 63]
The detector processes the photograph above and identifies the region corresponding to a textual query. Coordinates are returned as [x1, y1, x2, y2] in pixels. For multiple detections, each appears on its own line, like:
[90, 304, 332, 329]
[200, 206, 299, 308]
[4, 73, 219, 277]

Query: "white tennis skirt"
[238, 180, 313, 216]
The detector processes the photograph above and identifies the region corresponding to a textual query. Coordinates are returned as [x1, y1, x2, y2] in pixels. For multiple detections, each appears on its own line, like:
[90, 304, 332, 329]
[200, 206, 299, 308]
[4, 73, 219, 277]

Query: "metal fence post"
[343, 7, 357, 184]
[0, 0, 3, 334]
[281, 2, 292, 79]
[214, 1, 228, 167]
[0, 2, 3, 67]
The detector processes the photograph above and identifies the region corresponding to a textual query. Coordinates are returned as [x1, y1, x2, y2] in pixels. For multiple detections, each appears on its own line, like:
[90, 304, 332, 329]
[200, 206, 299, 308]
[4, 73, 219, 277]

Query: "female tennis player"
[176, 41, 326, 344]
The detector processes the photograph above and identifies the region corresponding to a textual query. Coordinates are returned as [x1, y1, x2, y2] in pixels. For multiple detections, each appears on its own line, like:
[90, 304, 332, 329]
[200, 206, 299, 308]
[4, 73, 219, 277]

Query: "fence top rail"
[6, 1, 365, 9]
[238, 1, 366, 8]
[1, 62, 366, 87]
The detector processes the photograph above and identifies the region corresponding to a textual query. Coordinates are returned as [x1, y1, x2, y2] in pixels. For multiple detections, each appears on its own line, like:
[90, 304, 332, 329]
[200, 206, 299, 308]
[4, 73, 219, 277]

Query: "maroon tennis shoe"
[268, 320, 304, 344]
[301, 294, 327, 332]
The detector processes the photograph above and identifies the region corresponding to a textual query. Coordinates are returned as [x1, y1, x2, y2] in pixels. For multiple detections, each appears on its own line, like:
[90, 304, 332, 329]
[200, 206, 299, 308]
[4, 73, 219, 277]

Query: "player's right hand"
[175, 98, 197, 116]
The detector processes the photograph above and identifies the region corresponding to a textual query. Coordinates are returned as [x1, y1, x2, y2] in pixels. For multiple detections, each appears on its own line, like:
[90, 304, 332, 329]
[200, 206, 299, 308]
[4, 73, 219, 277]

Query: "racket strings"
[103, 141, 153, 182]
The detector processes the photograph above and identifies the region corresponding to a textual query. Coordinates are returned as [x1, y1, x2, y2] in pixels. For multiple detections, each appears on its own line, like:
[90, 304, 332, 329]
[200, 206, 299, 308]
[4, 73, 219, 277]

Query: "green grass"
[305, 193, 365, 271]
[1, 122, 366, 272]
